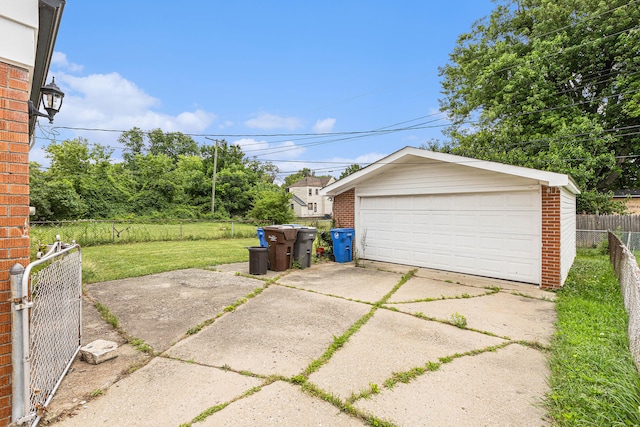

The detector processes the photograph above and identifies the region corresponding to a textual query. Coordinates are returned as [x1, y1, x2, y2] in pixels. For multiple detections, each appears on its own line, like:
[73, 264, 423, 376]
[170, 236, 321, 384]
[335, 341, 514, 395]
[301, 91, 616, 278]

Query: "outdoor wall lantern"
[28, 77, 64, 124]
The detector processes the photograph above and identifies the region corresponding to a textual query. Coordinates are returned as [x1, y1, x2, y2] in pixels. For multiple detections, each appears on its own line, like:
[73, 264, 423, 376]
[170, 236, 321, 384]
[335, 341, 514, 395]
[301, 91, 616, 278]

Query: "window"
[315, 189, 319, 195]
[290, 204, 294, 210]
[308, 203, 313, 210]
[314, 203, 317, 212]
[308, 188, 312, 196]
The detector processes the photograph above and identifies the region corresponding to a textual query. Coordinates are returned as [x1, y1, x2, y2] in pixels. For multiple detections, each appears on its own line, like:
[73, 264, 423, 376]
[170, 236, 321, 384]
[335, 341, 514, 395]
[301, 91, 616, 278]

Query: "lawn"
[81, 238, 257, 283]
[547, 249, 640, 426]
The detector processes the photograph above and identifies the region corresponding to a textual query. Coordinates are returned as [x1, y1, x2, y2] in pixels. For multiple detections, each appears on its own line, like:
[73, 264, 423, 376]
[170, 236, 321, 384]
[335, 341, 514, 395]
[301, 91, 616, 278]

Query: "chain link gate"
[11, 238, 82, 426]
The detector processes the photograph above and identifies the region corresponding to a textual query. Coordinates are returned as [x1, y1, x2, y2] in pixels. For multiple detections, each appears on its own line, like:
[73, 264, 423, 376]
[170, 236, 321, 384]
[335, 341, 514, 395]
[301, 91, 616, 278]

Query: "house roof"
[613, 190, 640, 198]
[288, 176, 333, 188]
[321, 146, 580, 196]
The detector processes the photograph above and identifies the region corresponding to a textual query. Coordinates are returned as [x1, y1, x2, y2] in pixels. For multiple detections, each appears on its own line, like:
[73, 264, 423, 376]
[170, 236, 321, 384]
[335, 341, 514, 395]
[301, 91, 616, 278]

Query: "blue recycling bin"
[331, 228, 354, 263]
[257, 228, 268, 248]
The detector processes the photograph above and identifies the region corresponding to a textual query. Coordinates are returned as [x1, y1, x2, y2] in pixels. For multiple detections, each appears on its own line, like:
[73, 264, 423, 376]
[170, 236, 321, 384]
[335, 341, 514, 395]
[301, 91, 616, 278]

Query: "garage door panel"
[358, 192, 540, 283]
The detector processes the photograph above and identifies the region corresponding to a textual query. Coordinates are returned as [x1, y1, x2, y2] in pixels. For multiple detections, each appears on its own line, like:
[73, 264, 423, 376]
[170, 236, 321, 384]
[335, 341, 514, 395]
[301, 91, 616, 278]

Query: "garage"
[322, 147, 579, 289]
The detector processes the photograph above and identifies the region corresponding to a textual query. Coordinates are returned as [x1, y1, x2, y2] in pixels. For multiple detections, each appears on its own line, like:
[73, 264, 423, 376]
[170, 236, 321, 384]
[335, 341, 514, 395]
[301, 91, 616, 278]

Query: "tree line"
[30, 128, 296, 222]
[434, 0, 639, 214]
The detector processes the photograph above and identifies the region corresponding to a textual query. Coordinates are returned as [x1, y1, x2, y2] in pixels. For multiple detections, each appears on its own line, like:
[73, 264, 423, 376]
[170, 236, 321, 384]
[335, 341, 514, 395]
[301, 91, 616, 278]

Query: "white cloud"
[232, 138, 305, 161]
[219, 120, 234, 129]
[312, 118, 336, 133]
[50, 52, 83, 72]
[50, 70, 216, 136]
[244, 113, 303, 130]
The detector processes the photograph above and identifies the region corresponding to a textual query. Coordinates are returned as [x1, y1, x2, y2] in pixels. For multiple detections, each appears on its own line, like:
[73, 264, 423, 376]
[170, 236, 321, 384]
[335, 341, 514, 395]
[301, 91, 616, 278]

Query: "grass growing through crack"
[186, 286, 266, 335]
[95, 302, 118, 328]
[546, 249, 640, 426]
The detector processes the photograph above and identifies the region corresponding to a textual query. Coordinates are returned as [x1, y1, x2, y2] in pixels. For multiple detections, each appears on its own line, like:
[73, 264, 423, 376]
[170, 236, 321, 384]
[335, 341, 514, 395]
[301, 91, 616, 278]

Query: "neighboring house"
[613, 190, 640, 214]
[321, 146, 580, 290]
[287, 176, 335, 218]
[0, 1, 65, 424]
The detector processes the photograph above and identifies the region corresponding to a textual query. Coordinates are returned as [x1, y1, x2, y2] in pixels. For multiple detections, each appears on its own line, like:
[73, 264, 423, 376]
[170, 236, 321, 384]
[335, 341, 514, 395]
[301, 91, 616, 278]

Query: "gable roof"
[288, 176, 333, 188]
[321, 146, 580, 196]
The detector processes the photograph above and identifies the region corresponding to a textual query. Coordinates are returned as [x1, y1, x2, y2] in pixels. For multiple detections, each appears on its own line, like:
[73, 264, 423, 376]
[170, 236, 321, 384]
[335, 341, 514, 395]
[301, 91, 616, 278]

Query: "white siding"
[0, 0, 38, 72]
[289, 186, 333, 218]
[358, 191, 541, 283]
[560, 188, 576, 284]
[357, 158, 539, 197]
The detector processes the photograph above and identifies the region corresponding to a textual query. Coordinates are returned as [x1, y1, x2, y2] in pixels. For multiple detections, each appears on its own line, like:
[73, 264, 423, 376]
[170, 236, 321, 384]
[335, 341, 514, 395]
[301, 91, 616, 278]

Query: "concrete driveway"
[46, 261, 556, 427]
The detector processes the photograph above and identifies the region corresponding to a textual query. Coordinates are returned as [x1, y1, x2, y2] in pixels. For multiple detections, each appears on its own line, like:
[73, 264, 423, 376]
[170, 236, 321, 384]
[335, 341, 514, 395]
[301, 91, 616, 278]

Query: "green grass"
[547, 249, 640, 426]
[81, 238, 256, 283]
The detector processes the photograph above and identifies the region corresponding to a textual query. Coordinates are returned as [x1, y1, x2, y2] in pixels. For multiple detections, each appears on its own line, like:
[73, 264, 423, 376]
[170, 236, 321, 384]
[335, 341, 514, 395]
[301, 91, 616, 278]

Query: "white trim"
[321, 146, 580, 196]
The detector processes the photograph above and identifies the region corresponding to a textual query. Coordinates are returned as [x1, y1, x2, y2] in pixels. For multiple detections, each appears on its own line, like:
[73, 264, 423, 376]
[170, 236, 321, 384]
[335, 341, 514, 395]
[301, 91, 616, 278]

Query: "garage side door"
[358, 191, 541, 283]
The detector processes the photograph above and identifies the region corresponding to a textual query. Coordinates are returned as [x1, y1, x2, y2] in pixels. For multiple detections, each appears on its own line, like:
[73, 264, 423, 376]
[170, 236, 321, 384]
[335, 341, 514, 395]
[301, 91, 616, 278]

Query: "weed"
[461, 293, 471, 298]
[95, 302, 118, 328]
[129, 338, 154, 354]
[89, 388, 104, 397]
[449, 312, 468, 329]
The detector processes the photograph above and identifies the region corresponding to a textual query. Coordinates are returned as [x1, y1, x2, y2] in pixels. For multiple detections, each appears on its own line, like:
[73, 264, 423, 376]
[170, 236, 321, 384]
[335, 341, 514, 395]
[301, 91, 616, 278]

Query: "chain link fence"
[577, 229, 640, 251]
[608, 231, 640, 371]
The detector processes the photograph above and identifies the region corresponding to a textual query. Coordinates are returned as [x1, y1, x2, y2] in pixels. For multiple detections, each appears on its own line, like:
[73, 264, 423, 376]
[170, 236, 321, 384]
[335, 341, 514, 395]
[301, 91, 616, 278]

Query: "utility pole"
[205, 137, 219, 214]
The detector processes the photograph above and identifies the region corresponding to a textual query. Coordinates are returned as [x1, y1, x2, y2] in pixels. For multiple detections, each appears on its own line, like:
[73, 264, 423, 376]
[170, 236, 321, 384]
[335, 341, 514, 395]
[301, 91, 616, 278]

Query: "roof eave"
[29, 0, 66, 137]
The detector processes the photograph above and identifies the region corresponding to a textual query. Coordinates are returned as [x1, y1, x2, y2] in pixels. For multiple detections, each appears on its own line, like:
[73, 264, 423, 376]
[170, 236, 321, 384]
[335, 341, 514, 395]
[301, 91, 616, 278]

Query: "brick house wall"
[332, 188, 354, 228]
[0, 61, 31, 424]
[541, 185, 561, 289]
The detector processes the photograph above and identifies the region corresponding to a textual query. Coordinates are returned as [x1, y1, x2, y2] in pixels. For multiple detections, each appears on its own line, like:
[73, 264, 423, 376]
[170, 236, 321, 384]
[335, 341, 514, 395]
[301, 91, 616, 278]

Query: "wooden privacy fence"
[577, 215, 640, 232]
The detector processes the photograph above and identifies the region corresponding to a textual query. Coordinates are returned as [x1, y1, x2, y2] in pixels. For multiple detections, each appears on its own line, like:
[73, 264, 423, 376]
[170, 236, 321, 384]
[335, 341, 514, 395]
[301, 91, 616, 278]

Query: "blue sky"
[35, 1, 496, 180]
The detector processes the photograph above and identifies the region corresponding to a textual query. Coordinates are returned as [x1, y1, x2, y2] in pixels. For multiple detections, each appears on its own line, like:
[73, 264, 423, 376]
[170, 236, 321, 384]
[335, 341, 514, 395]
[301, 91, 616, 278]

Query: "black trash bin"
[247, 246, 268, 275]
[292, 227, 318, 268]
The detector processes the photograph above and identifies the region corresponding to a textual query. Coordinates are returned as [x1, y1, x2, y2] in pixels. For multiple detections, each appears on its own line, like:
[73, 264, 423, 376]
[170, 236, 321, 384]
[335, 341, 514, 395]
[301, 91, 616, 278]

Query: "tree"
[248, 187, 296, 224]
[438, 0, 639, 213]
[339, 164, 362, 180]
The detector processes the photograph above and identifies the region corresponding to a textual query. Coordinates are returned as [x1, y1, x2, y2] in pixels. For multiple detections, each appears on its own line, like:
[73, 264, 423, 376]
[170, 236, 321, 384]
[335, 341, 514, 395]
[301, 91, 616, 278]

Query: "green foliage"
[439, 0, 640, 213]
[32, 130, 281, 220]
[339, 164, 362, 180]
[248, 187, 296, 224]
[547, 252, 640, 425]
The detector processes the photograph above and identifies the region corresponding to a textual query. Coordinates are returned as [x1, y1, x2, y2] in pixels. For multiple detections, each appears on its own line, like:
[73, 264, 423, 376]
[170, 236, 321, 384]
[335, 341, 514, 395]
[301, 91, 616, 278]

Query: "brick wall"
[541, 186, 561, 289]
[0, 61, 31, 424]
[332, 189, 355, 228]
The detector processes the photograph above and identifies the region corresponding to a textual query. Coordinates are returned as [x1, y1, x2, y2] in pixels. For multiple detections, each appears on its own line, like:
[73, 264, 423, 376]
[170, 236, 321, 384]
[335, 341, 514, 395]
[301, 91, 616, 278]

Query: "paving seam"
[180, 269, 418, 427]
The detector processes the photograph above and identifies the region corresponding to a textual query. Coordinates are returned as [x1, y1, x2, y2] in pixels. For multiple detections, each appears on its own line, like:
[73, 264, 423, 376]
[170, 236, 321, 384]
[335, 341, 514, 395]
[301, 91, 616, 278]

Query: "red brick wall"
[332, 189, 355, 228]
[541, 186, 561, 289]
[0, 61, 31, 424]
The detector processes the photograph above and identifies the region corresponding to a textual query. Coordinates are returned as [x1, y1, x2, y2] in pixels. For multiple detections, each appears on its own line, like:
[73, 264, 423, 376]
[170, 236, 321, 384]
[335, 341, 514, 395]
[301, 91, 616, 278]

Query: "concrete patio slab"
[387, 276, 491, 303]
[359, 260, 416, 274]
[214, 261, 281, 280]
[167, 285, 371, 377]
[55, 357, 262, 427]
[355, 343, 550, 427]
[278, 263, 401, 303]
[309, 308, 505, 399]
[199, 381, 366, 427]
[86, 268, 264, 353]
[414, 267, 534, 288]
[394, 291, 556, 344]
[44, 298, 150, 423]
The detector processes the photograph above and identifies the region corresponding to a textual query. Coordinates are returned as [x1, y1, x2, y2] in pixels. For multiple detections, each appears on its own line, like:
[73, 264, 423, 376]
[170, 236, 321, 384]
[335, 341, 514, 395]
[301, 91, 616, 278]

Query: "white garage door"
[358, 191, 541, 283]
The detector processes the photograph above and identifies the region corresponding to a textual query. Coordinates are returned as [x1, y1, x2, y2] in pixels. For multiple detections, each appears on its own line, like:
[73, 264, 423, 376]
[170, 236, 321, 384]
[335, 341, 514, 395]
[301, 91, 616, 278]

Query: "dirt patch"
[42, 298, 150, 424]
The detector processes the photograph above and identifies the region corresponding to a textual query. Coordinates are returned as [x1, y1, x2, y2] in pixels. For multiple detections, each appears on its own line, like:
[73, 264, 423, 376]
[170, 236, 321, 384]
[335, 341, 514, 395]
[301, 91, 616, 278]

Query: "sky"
[34, 0, 497, 181]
